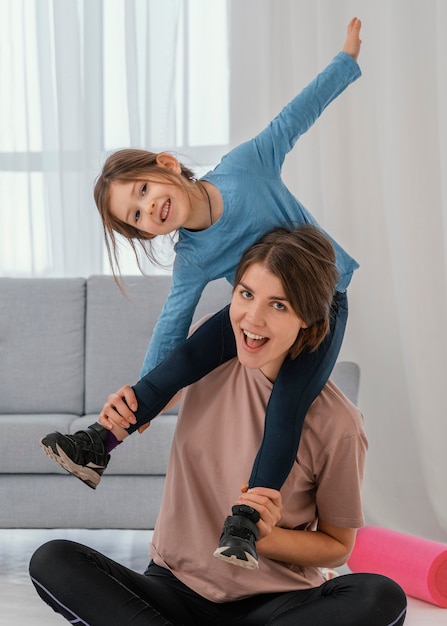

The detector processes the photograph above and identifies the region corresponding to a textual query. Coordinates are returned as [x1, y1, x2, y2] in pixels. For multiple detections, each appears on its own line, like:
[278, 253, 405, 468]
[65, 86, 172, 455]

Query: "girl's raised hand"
[343, 17, 362, 61]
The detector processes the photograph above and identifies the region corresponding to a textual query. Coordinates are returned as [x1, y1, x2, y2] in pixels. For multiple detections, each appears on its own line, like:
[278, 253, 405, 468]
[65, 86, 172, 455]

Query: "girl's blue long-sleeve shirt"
[141, 51, 361, 376]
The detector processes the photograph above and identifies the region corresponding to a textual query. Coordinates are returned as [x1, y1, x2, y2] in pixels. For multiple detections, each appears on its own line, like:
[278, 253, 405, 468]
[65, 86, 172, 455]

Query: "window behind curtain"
[0, 0, 229, 277]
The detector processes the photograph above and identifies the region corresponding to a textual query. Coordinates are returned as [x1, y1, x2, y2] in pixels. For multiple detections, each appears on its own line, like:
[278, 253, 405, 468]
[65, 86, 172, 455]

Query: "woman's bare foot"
[343, 17, 362, 61]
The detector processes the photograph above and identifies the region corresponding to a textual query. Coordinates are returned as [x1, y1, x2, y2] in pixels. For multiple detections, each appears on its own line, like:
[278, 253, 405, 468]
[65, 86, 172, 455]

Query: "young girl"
[31, 225, 407, 626]
[40, 19, 362, 569]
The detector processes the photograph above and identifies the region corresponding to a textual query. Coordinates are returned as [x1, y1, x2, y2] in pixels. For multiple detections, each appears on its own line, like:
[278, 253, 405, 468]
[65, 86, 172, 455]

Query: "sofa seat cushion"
[74, 414, 177, 475]
[1, 415, 78, 473]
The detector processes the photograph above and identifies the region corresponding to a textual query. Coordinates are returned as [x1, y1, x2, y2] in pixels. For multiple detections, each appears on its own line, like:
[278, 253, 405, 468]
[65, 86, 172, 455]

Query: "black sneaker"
[39, 423, 110, 489]
[213, 504, 260, 570]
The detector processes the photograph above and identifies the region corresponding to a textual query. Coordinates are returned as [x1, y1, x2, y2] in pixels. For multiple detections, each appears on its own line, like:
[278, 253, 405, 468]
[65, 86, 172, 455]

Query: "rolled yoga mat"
[347, 525, 447, 607]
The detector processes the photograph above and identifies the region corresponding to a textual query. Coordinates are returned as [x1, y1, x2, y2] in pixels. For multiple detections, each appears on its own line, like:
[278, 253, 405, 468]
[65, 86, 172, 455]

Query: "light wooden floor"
[1, 529, 445, 625]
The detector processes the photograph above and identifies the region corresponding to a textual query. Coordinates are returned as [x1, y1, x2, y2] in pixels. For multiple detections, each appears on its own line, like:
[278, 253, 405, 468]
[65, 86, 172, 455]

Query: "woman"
[30, 225, 407, 625]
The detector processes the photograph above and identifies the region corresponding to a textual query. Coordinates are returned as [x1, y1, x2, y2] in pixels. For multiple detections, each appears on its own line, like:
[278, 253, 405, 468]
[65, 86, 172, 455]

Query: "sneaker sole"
[213, 547, 259, 570]
[39, 439, 100, 490]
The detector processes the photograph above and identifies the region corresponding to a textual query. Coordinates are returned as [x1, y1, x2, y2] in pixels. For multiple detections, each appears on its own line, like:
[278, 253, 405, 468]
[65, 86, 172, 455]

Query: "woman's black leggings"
[125, 291, 348, 491]
[29, 539, 407, 626]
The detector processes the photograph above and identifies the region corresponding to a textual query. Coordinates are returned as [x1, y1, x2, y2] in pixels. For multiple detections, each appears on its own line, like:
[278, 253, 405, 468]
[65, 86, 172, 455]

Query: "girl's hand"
[235, 483, 282, 541]
[98, 385, 138, 431]
[343, 17, 362, 61]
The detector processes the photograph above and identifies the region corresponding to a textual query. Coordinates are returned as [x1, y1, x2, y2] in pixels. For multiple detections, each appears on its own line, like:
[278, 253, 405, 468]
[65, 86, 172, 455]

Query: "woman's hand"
[98, 385, 138, 431]
[98, 387, 182, 435]
[235, 483, 282, 541]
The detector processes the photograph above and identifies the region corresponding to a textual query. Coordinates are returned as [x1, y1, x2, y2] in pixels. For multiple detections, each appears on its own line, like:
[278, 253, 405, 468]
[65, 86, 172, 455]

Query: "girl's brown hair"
[94, 149, 195, 278]
[234, 224, 339, 358]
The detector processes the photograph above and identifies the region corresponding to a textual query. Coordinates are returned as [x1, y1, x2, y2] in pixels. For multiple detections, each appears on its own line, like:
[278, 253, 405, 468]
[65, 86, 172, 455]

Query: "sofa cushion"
[74, 414, 177, 475]
[84, 275, 231, 414]
[0, 278, 85, 414]
[1, 415, 77, 473]
[0, 475, 167, 529]
[84, 276, 171, 414]
[330, 361, 360, 405]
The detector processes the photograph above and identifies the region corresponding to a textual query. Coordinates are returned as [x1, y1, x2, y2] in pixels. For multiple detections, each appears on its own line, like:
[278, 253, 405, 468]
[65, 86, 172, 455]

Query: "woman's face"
[230, 262, 307, 382]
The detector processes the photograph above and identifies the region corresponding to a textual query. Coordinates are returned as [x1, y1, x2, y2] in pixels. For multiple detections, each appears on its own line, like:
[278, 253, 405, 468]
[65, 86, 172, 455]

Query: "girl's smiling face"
[107, 153, 211, 236]
[230, 262, 308, 382]
[108, 176, 193, 237]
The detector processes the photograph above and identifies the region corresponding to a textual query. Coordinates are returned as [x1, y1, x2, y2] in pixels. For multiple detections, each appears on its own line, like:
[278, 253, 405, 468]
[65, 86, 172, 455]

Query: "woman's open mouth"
[160, 199, 172, 222]
[243, 329, 268, 350]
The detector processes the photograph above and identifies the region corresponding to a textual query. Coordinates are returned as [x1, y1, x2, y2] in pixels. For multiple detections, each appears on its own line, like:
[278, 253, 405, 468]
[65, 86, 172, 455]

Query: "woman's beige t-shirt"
[151, 357, 367, 603]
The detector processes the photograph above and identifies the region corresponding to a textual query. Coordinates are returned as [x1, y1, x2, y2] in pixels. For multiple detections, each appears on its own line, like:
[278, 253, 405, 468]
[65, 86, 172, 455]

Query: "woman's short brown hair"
[234, 224, 339, 358]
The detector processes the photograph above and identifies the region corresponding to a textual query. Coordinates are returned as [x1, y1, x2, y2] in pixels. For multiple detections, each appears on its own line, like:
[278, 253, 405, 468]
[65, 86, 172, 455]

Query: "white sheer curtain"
[0, 0, 229, 276]
[1, 0, 104, 276]
[228, 0, 447, 542]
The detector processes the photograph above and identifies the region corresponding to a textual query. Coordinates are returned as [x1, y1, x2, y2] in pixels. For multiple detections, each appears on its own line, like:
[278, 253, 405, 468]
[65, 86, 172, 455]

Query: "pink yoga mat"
[347, 525, 447, 607]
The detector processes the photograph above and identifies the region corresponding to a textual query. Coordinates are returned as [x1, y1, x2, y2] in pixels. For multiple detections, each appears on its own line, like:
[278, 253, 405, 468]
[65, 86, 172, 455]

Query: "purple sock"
[104, 431, 122, 454]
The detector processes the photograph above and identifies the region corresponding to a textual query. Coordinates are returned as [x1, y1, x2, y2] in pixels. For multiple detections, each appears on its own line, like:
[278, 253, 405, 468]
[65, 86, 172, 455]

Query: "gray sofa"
[0, 275, 359, 529]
